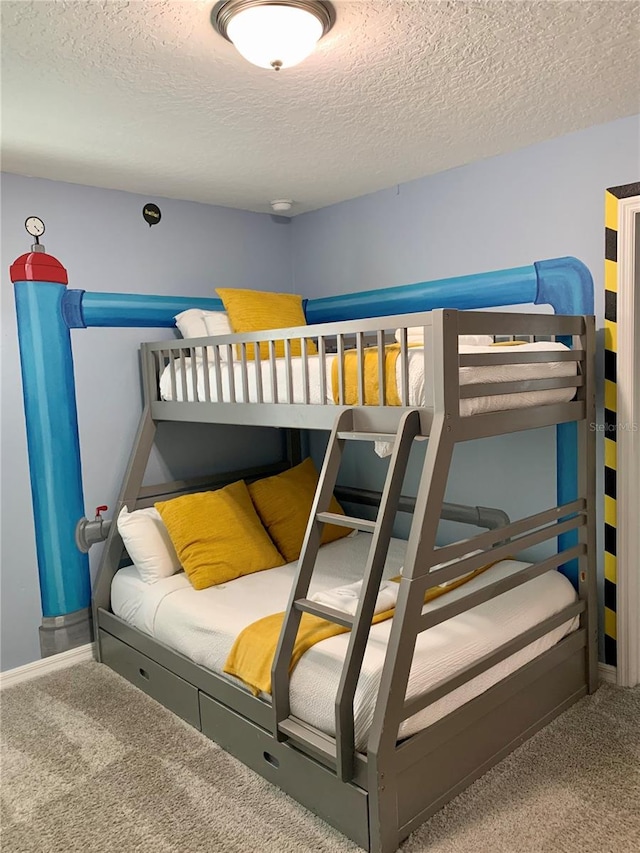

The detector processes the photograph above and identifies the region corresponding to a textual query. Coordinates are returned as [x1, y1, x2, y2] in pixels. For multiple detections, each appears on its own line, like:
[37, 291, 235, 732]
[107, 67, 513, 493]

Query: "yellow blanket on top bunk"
[331, 344, 402, 406]
[223, 560, 498, 697]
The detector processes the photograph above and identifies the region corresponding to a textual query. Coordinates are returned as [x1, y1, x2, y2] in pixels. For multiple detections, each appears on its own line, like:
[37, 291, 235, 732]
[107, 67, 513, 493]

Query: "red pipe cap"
[10, 252, 68, 285]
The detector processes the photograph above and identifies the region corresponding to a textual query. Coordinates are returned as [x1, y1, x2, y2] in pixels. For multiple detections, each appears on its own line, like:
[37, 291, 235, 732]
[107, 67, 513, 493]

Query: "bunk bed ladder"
[272, 407, 422, 783]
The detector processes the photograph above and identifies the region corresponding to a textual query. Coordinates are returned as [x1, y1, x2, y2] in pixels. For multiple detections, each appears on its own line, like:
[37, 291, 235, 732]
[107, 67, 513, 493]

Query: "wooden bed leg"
[368, 754, 400, 853]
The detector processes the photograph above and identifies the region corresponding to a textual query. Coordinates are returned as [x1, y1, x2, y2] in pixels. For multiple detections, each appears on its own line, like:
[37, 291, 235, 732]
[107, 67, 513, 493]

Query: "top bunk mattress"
[111, 532, 579, 752]
[158, 341, 577, 416]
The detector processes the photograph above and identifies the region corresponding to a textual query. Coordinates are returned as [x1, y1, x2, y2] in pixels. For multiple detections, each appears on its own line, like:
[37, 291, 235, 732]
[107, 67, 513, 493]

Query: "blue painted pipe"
[304, 265, 539, 323]
[64, 265, 541, 330]
[66, 259, 588, 331]
[79, 291, 225, 328]
[535, 258, 594, 587]
[534, 257, 593, 315]
[14, 280, 90, 617]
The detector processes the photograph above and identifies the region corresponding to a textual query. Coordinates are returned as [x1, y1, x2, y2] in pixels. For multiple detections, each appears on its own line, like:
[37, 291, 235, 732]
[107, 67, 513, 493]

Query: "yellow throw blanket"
[223, 560, 500, 696]
[331, 345, 402, 406]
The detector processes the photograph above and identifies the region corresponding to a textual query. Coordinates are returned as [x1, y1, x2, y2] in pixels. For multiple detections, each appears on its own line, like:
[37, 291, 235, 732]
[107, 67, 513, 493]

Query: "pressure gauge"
[25, 217, 45, 238]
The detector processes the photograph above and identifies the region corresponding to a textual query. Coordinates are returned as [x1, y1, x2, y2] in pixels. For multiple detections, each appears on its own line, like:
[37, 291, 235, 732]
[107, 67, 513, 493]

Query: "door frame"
[615, 195, 640, 687]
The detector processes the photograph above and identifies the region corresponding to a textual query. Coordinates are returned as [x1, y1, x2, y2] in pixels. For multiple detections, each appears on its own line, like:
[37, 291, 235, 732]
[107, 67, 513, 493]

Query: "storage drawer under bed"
[99, 629, 201, 729]
[199, 691, 370, 850]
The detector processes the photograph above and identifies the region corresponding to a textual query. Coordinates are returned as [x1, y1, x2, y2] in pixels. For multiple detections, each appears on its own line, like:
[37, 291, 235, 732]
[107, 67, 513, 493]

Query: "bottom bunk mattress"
[111, 533, 579, 752]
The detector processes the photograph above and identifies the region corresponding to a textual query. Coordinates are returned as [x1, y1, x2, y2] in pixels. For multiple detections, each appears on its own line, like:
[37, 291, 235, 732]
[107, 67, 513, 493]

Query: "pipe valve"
[75, 505, 112, 553]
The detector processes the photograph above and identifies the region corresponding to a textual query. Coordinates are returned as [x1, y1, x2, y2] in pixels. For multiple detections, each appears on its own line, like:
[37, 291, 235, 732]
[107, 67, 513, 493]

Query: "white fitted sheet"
[159, 341, 576, 418]
[111, 534, 578, 751]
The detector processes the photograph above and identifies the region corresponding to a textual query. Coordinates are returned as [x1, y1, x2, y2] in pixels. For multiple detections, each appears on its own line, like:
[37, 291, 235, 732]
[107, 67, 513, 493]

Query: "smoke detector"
[270, 199, 293, 213]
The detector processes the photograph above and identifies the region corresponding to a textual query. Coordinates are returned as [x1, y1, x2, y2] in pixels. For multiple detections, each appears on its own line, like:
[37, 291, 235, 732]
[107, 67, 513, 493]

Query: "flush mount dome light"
[212, 0, 335, 71]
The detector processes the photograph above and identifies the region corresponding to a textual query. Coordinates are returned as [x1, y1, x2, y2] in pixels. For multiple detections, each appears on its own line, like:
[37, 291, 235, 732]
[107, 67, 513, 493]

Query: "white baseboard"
[598, 662, 617, 685]
[0, 643, 95, 690]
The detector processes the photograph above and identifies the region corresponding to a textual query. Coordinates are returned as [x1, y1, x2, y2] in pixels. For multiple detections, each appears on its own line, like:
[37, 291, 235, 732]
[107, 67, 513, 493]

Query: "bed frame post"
[92, 405, 157, 662]
[367, 310, 459, 853]
[577, 316, 598, 691]
[367, 416, 456, 852]
[285, 428, 304, 466]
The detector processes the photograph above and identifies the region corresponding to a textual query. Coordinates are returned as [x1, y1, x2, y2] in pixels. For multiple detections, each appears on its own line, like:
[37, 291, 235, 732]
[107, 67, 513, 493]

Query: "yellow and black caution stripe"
[603, 181, 640, 666]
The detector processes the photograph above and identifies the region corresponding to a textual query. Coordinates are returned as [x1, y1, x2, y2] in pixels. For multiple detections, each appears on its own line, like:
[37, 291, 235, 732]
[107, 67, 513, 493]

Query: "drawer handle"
[138, 668, 150, 680]
[263, 751, 279, 769]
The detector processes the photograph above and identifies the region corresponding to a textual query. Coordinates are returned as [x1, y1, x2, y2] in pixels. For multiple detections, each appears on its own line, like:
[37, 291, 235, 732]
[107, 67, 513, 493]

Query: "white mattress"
[112, 533, 579, 752]
[159, 341, 576, 418]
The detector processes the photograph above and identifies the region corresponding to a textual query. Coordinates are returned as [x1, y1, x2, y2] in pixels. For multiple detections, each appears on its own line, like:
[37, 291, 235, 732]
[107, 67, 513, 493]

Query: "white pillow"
[203, 311, 233, 338]
[394, 327, 493, 347]
[174, 309, 233, 362]
[174, 308, 208, 339]
[203, 311, 233, 362]
[117, 505, 181, 583]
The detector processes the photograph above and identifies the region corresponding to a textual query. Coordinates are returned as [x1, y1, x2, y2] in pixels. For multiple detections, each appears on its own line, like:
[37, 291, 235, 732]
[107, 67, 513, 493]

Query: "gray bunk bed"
[93, 306, 596, 853]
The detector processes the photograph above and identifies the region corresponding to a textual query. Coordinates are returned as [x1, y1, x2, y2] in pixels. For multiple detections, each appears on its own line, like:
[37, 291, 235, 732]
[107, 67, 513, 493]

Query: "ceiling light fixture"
[212, 0, 335, 71]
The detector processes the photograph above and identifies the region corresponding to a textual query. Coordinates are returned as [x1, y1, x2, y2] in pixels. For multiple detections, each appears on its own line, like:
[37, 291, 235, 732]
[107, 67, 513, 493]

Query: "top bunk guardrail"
[141, 308, 590, 438]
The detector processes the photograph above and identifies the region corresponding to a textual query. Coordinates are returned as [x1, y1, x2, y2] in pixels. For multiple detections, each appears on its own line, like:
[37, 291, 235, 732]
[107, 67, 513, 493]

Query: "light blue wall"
[1, 173, 293, 670]
[292, 114, 639, 658]
[292, 115, 639, 316]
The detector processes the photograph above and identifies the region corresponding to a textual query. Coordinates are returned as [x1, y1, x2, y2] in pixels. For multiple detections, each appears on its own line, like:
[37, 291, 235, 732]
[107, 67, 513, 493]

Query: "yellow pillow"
[247, 458, 351, 564]
[216, 288, 317, 360]
[155, 481, 285, 590]
[490, 340, 527, 347]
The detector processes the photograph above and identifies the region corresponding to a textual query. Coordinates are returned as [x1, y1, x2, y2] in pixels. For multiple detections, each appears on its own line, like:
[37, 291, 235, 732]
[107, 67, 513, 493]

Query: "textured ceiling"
[2, 0, 639, 215]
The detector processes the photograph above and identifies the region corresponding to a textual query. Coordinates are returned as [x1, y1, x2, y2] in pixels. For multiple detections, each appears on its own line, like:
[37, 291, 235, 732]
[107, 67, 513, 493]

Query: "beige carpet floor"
[1, 662, 639, 853]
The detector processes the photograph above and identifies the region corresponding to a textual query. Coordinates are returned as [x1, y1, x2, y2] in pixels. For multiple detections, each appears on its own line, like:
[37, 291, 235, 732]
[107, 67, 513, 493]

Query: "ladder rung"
[317, 512, 376, 532]
[337, 431, 397, 443]
[295, 598, 355, 628]
[278, 717, 338, 762]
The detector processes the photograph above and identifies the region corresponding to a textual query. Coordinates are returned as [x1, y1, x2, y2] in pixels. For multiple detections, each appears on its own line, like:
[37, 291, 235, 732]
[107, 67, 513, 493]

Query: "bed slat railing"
[456, 312, 585, 337]
[398, 328, 409, 407]
[168, 349, 177, 400]
[401, 599, 585, 723]
[179, 349, 188, 401]
[458, 375, 584, 399]
[213, 348, 224, 401]
[336, 334, 345, 405]
[254, 348, 263, 404]
[142, 310, 588, 444]
[427, 498, 585, 569]
[356, 332, 365, 406]
[376, 330, 386, 407]
[318, 335, 327, 404]
[459, 349, 583, 366]
[417, 543, 585, 634]
[240, 344, 249, 402]
[201, 349, 211, 402]
[284, 339, 293, 404]
[191, 348, 200, 400]
[301, 338, 310, 404]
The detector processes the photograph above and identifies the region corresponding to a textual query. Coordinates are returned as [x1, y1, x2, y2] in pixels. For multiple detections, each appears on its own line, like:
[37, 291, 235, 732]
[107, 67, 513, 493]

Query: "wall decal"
[143, 203, 162, 227]
[25, 216, 46, 242]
